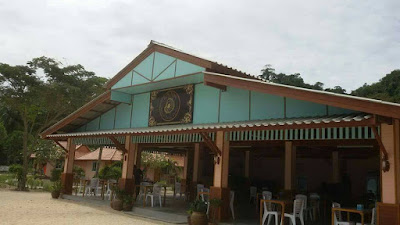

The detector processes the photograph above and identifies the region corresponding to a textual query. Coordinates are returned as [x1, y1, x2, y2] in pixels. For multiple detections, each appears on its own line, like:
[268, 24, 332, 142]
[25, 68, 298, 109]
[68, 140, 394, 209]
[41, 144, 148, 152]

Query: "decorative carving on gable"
[149, 84, 194, 126]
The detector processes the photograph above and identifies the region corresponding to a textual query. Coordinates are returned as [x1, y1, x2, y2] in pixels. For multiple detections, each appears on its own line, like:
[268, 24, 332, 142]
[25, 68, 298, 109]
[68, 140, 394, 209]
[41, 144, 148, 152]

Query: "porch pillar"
[244, 150, 250, 178]
[210, 131, 230, 221]
[284, 141, 296, 190]
[61, 138, 75, 194]
[193, 143, 200, 183]
[119, 136, 137, 195]
[377, 121, 400, 224]
[332, 151, 340, 183]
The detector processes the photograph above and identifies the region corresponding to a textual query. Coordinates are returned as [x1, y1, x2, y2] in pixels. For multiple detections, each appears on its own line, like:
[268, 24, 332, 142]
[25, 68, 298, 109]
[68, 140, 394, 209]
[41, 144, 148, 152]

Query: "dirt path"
[0, 190, 165, 225]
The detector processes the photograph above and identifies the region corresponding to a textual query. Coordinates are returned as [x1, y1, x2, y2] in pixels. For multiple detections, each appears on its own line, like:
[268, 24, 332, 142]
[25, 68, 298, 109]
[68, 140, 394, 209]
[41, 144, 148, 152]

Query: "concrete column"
[119, 136, 137, 194]
[377, 121, 400, 224]
[381, 121, 400, 204]
[244, 150, 250, 178]
[210, 131, 230, 221]
[332, 151, 340, 183]
[183, 152, 189, 180]
[193, 143, 200, 183]
[61, 138, 75, 194]
[284, 141, 296, 190]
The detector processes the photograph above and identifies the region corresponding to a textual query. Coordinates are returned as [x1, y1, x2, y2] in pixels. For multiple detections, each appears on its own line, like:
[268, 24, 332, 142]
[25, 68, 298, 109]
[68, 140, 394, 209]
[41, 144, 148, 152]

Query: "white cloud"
[0, 0, 399, 91]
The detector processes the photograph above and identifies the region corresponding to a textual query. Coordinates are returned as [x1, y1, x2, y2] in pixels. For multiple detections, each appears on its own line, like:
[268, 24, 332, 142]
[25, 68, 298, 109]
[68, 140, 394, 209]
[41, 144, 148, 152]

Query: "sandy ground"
[0, 190, 167, 225]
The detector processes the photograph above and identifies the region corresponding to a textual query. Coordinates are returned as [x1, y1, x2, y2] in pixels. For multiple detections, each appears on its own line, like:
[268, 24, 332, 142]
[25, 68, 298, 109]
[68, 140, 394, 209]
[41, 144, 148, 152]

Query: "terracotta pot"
[190, 212, 208, 225]
[122, 202, 133, 211]
[112, 199, 123, 211]
[51, 191, 60, 199]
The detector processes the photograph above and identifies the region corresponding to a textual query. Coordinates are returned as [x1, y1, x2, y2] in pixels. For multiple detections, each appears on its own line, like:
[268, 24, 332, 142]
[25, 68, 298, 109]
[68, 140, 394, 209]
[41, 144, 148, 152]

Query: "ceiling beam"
[108, 137, 127, 154]
[200, 132, 221, 155]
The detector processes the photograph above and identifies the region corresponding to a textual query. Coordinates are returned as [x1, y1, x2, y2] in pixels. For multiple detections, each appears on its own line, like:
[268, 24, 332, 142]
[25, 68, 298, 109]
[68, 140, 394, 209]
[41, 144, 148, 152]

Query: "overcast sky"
[1, 0, 399, 91]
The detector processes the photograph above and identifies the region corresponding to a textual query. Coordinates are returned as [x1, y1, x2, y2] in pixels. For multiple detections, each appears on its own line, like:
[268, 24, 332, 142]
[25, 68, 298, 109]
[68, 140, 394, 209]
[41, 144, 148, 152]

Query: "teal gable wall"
[131, 93, 150, 128]
[74, 85, 359, 133]
[286, 98, 327, 117]
[220, 87, 250, 122]
[193, 84, 220, 124]
[111, 51, 205, 90]
[86, 117, 100, 131]
[99, 108, 116, 130]
[115, 103, 132, 129]
[250, 92, 284, 120]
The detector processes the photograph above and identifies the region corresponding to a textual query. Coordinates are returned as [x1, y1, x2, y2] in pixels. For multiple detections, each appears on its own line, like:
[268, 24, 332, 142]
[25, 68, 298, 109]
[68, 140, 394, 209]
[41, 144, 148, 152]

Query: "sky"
[0, 0, 399, 91]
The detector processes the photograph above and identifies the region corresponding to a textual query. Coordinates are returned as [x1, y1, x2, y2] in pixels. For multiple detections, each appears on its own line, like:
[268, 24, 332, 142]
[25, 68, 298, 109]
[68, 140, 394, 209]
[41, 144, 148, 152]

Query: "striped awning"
[47, 113, 373, 139]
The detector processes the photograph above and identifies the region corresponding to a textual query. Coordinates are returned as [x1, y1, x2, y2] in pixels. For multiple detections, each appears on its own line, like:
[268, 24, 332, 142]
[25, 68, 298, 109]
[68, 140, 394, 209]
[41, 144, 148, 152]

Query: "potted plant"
[208, 198, 222, 224]
[111, 186, 124, 211]
[122, 194, 134, 211]
[50, 181, 62, 199]
[188, 200, 208, 225]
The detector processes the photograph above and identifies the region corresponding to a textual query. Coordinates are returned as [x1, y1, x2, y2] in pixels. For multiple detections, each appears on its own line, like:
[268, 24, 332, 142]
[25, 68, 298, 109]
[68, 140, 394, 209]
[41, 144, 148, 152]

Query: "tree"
[325, 86, 347, 94]
[0, 57, 107, 190]
[351, 70, 400, 103]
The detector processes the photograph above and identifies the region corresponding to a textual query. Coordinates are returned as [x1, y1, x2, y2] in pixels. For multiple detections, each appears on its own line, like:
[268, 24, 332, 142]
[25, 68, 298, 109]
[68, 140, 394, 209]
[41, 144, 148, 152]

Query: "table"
[331, 207, 372, 225]
[136, 184, 167, 207]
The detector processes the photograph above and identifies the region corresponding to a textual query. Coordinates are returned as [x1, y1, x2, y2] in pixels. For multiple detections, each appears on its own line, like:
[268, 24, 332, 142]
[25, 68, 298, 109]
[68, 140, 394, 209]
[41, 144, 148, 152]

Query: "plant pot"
[190, 212, 208, 225]
[112, 199, 123, 211]
[122, 202, 133, 211]
[51, 191, 60, 199]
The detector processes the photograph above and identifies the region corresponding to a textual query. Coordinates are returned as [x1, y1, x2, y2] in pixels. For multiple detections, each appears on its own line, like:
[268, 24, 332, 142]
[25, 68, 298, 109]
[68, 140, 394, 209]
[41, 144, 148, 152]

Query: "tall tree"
[0, 57, 107, 190]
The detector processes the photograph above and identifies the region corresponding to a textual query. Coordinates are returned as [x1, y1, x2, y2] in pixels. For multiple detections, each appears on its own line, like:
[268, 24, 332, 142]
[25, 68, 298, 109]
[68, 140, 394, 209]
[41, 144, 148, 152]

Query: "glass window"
[92, 162, 98, 172]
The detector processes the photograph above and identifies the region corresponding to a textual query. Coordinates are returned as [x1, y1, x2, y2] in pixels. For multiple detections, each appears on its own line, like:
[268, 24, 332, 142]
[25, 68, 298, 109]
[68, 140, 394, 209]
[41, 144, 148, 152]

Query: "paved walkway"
[0, 190, 169, 225]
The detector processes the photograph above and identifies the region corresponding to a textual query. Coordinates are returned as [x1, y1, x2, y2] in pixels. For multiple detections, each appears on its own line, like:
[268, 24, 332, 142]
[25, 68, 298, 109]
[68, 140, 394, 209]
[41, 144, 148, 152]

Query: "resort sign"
[149, 84, 194, 126]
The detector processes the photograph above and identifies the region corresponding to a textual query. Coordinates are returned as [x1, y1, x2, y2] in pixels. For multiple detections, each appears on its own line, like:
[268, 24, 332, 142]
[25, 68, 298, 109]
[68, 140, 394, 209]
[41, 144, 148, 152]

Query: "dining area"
[254, 188, 376, 225]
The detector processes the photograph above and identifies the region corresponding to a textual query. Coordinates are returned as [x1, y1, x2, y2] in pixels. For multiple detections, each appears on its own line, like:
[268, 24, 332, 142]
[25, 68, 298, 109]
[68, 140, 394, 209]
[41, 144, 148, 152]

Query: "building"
[41, 41, 400, 223]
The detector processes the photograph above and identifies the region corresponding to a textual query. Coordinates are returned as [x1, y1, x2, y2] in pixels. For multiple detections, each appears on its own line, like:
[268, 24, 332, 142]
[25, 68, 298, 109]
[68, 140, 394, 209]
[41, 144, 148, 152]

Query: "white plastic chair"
[201, 188, 210, 202]
[174, 182, 182, 199]
[296, 194, 312, 221]
[261, 194, 281, 225]
[84, 178, 100, 196]
[356, 208, 375, 225]
[230, 191, 235, 220]
[146, 183, 162, 207]
[105, 179, 116, 200]
[137, 182, 150, 202]
[332, 202, 355, 225]
[250, 186, 257, 203]
[284, 199, 305, 225]
[309, 193, 320, 220]
[197, 184, 204, 197]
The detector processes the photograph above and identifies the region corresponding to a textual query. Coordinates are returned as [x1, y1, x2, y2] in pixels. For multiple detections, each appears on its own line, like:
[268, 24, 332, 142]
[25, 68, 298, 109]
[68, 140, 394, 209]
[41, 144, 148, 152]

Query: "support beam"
[193, 143, 200, 183]
[109, 136, 127, 153]
[244, 150, 250, 178]
[210, 131, 230, 221]
[204, 81, 227, 91]
[200, 132, 221, 155]
[284, 141, 296, 190]
[332, 151, 340, 183]
[61, 138, 75, 194]
[183, 152, 189, 180]
[119, 136, 137, 195]
[54, 140, 67, 152]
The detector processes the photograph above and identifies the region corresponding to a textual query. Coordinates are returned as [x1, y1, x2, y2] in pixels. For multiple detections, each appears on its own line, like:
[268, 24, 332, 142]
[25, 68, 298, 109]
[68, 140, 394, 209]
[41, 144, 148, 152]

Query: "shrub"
[50, 168, 62, 182]
[188, 199, 208, 214]
[73, 166, 85, 179]
[9, 164, 23, 182]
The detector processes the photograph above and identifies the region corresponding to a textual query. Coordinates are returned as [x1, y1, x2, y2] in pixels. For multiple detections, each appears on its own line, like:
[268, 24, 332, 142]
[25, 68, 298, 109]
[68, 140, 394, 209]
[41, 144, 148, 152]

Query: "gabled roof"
[105, 40, 255, 89]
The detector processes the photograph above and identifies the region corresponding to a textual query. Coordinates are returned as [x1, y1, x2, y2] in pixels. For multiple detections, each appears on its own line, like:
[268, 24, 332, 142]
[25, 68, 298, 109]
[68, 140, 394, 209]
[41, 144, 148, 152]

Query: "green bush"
[50, 168, 62, 182]
[9, 164, 23, 182]
[43, 181, 52, 192]
[73, 166, 85, 179]
[99, 163, 121, 180]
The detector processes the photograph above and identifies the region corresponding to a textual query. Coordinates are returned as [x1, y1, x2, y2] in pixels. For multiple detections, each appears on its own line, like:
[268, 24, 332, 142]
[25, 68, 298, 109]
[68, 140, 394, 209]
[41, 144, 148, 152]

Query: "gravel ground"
[0, 190, 166, 225]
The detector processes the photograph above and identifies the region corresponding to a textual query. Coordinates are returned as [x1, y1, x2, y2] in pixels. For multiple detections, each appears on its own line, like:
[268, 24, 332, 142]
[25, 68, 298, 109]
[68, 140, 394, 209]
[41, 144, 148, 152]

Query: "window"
[92, 162, 98, 172]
